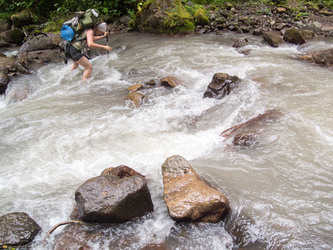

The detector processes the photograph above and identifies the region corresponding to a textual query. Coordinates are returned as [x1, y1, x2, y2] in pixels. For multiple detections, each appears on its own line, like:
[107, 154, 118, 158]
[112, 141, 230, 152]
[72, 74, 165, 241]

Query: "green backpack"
[63, 9, 100, 40]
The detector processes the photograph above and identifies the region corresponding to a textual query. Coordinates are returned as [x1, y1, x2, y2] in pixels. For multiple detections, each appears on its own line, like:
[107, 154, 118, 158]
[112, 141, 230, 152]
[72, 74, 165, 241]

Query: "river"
[0, 31, 332, 249]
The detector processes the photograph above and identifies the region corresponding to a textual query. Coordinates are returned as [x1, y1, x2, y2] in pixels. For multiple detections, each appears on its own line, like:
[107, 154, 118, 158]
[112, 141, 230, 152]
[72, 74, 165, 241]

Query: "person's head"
[94, 22, 107, 35]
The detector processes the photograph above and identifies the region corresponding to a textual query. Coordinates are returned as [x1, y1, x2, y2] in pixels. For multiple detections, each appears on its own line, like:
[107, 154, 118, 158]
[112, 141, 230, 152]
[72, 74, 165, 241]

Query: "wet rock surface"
[203, 73, 239, 100]
[75, 168, 153, 223]
[0, 212, 41, 247]
[162, 155, 229, 222]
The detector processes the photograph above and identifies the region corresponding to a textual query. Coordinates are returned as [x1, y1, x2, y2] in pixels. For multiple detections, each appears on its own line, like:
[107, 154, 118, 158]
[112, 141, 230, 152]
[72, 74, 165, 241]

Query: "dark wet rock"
[262, 32, 283, 47]
[53, 223, 105, 250]
[126, 91, 147, 108]
[300, 48, 333, 67]
[0, 212, 41, 247]
[203, 73, 239, 100]
[283, 28, 315, 45]
[20, 34, 56, 52]
[11, 9, 35, 28]
[161, 155, 229, 222]
[75, 173, 153, 223]
[1, 28, 25, 45]
[0, 71, 10, 94]
[161, 76, 181, 88]
[232, 37, 248, 48]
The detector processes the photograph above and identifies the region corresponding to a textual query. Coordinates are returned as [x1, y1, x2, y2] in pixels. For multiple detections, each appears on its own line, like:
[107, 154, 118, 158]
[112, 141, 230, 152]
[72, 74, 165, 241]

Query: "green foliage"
[0, 0, 142, 22]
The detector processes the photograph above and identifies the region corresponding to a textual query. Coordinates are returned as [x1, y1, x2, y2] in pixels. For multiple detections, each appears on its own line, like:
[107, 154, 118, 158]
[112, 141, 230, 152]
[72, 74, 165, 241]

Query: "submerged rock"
[203, 73, 239, 100]
[126, 91, 147, 108]
[161, 155, 229, 222]
[127, 83, 144, 92]
[0, 212, 41, 247]
[220, 109, 282, 146]
[75, 168, 153, 223]
[300, 48, 333, 67]
[161, 76, 181, 88]
[232, 37, 248, 48]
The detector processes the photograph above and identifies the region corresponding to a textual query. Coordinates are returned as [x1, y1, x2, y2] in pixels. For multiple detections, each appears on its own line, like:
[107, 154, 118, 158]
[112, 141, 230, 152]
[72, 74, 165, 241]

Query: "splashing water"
[1, 32, 333, 249]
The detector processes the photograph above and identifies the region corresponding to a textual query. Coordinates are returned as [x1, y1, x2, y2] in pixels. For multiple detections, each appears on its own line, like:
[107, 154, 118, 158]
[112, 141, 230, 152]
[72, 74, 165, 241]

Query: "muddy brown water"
[1, 32, 332, 249]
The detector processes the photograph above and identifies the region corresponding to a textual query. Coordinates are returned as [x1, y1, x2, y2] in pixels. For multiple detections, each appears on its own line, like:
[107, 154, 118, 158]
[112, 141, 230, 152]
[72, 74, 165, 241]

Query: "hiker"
[69, 22, 112, 81]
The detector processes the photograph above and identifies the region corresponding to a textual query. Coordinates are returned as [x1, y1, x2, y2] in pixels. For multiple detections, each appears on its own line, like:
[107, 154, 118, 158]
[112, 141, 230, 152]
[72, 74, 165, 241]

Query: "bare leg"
[74, 56, 93, 81]
[71, 61, 79, 71]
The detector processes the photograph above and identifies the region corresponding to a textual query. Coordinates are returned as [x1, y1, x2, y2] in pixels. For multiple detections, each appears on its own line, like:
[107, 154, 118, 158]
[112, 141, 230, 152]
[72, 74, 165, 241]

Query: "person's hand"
[105, 45, 112, 52]
[104, 31, 109, 38]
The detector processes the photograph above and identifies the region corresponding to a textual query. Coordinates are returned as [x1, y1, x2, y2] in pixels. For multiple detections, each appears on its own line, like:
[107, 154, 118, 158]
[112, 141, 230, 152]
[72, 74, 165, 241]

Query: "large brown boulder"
[0, 212, 41, 247]
[203, 73, 239, 100]
[75, 169, 154, 223]
[18, 49, 64, 64]
[283, 28, 314, 45]
[161, 155, 229, 222]
[300, 48, 333, 67]
[20, 34, 56, 52]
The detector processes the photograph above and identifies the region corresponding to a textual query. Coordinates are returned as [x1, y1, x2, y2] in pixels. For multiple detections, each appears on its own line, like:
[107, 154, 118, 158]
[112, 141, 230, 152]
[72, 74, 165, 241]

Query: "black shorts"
[69, 44, 84, 62]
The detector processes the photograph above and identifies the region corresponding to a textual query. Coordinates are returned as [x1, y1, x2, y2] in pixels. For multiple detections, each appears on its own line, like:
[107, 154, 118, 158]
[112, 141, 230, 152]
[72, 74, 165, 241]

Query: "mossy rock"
[43, 21, 62, 33]
[194, 7, 209, 25]
[11, 9, 34, 28]
[135, 0, 195, 35]
[164, 5, 195, 34]
[283, 27, 314, 44]
[2, 28, 25, 45]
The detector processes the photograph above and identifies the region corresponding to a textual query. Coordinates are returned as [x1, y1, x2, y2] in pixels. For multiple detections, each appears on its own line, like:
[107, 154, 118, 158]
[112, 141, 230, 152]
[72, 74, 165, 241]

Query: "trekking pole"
[106, 32, 109, 59]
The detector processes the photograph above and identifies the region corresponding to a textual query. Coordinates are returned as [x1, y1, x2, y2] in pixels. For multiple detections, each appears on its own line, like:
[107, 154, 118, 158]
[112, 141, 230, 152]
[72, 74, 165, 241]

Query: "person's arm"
[93, 31, 109, 41]
[86, 29, 112, 52]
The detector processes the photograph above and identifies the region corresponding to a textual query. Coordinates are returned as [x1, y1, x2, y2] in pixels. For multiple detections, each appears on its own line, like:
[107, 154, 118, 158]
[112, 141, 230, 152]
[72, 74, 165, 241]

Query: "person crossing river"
[68, 22, 112, 81]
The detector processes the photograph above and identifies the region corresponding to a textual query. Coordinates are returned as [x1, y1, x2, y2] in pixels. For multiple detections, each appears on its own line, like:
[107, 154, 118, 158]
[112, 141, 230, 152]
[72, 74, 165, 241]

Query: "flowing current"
[1, 32, 332, 249]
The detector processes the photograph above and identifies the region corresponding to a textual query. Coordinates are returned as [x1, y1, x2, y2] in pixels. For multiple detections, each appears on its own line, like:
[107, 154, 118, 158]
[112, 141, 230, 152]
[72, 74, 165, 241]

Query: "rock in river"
[75, 167, 153, 223]
[161, 155, 229, 223]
